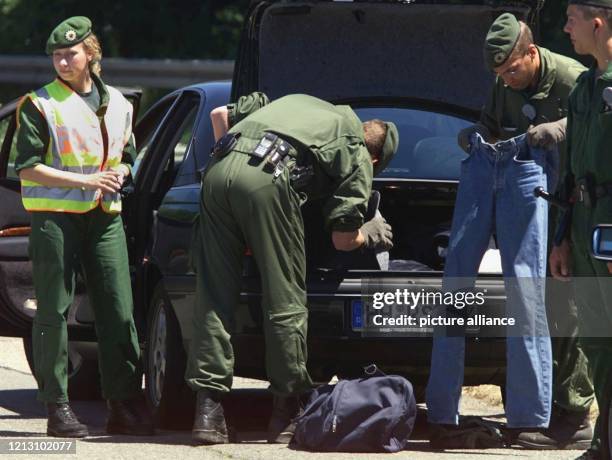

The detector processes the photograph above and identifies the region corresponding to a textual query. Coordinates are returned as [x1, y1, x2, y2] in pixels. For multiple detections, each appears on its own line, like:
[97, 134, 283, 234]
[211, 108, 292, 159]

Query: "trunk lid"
[232, 0, 544, 112]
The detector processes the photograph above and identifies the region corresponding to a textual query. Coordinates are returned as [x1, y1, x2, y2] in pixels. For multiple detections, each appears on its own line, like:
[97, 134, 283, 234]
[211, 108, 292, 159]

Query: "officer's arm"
[226, 92, 270, 129]
[478, 79, 501, 141]
[332, 230, 365, 251]
[19, 164, 122, 193]
[317, 142, 371, 243]
[210, 106, 229, 142]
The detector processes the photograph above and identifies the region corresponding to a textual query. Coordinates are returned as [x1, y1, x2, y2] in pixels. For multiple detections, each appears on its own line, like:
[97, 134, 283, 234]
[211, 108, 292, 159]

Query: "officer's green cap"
[483, 13, 521, 70]
[568, 0, 612, 8]
[46, 16, 92, 55]
[373, 122, 399, 177]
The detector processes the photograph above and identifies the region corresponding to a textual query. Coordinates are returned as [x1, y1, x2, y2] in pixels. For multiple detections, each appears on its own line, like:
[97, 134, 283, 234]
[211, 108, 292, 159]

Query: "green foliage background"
[0, 0, 250, 106]
[0, 0, 592, 106]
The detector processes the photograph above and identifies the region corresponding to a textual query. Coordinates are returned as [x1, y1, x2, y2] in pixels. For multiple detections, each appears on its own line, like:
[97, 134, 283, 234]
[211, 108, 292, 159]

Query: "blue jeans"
[426, 133, 553, 428]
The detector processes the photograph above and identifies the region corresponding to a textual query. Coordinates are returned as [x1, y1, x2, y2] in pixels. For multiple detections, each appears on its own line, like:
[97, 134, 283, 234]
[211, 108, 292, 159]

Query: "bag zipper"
[330, 381, 346, 434]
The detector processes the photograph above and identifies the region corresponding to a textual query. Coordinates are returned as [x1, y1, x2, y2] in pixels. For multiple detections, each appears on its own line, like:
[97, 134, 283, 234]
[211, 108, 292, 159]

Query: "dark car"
[0, 0, 543, 427]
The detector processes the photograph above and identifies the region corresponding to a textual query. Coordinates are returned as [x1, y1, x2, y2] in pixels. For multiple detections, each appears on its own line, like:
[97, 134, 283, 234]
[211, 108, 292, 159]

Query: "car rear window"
[354, 107, 472, 181]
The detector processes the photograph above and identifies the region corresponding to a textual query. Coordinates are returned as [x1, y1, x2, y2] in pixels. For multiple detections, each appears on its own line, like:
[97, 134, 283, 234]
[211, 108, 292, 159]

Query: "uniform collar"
[91, 73, 109, 116]
[597, 60, 612, 82]
[56, 73, 109, 115]
[528, 46, 556, 100]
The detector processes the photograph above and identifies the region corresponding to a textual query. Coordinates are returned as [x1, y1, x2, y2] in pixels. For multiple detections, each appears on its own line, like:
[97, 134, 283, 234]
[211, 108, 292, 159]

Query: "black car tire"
[22, 337, 102, 400]
[144, 282, 194, 429]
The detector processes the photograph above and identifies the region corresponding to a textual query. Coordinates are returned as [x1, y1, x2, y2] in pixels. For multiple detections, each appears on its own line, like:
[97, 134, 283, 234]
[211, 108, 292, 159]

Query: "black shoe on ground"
[192, 390, 229, 445]
[267, 395, 303, 444]
[429, 418, 505, 449]
[574, 449, 601, 460]
[46, 403, 89, 438]
[507, 410, 592, 450]
[106, 396, 155, 436]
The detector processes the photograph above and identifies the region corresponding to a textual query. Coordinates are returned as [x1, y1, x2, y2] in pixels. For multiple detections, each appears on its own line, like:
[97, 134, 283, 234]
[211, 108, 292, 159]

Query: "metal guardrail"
[0, 55, 235, 88]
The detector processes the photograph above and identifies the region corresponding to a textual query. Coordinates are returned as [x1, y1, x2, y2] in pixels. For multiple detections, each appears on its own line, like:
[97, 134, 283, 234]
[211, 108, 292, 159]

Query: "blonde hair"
[82, 33, 102, 76]
[362, 119, 387, 157]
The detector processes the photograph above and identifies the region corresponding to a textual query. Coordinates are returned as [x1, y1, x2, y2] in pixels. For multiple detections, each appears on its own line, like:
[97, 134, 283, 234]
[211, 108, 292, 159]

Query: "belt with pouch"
[211, 132, 314, 186]
[572, 178, 612, 208]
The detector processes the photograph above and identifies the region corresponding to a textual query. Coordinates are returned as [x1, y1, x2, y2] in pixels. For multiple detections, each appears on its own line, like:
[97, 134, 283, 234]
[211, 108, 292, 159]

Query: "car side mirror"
[591, 224, 612, 261]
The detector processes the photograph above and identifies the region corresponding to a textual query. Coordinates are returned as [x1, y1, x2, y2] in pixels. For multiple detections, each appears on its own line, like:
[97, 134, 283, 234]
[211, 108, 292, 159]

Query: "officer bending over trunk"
[186, 92, 398, 445]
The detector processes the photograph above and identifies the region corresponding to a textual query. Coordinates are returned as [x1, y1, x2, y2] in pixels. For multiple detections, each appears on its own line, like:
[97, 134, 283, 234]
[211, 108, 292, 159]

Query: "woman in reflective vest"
[13, 16, 153, 438]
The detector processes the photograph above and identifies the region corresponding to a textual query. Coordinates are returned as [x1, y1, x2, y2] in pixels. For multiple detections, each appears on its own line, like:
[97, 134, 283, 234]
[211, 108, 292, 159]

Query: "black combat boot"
[507, 409, 592, 450]
[192, 390, 229, 445]
[267, 394, 303, 444]
[106, 396, 155, 436]
[46, 403, 89, 438]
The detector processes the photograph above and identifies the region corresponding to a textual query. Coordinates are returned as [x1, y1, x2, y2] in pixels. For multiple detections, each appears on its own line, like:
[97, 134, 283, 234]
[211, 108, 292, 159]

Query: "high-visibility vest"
[20, 78, 133, 214]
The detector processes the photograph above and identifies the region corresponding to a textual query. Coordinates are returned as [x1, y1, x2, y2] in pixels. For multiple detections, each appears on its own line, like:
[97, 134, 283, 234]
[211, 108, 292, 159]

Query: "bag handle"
[363, 364, 386, 377]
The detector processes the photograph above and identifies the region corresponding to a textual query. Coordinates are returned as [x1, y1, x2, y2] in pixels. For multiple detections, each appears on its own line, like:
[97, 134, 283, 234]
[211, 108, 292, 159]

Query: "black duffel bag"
[291, 365, 417, 452]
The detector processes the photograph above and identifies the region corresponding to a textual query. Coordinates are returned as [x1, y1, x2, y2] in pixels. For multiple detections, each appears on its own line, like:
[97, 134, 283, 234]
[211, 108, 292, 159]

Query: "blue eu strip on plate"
[351, 299, 363, 330]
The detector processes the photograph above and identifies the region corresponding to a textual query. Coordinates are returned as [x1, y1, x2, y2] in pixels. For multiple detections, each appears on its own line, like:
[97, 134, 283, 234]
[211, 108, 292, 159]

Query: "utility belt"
[210, 131, 314, 187]
[571, 175, 612, 208]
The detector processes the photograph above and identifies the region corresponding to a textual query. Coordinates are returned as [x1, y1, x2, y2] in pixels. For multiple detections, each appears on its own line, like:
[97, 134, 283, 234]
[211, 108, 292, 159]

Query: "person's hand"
[360, 216, 393, 251]
[110, 164, 130, 186]
[526, 118, 567, 149]
[550, 239, 572, 281]
[457, 123, 491, 154]
[608, 262, 612, 274]
[82, 170, 123, 193]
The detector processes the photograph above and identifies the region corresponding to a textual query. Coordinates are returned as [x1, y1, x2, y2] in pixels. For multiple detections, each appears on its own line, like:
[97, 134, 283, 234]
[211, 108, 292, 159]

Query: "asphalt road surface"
[0, 337, 586, 460]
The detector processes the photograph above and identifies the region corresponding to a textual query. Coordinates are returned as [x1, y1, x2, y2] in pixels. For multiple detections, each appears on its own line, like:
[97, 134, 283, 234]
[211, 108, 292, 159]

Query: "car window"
[132, 95, 179, 179]
[170, 107, 197, 166]
[147, 93, 201, 193]
[0, 112, 18, 179]
[354, 107, 472, 180]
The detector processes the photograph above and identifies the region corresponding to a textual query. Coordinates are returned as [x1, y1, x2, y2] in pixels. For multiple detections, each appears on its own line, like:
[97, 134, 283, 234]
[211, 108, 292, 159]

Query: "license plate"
[351, 300, 363, 331]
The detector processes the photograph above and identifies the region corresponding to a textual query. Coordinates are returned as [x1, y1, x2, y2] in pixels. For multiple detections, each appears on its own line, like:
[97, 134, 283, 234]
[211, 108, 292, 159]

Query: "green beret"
[46, 16, 92, 55]
[373, 122, 399, 176]
[483, 13, 521, 69]
[568, 0, 612, 8]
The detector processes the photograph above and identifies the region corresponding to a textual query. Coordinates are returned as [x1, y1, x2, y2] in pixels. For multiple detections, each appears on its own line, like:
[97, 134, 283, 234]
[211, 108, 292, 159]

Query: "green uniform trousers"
[185, 151, 313, 396]
[570, 201, 612, 452]
[546, 278, 594, 415]
[29, 206, 142, 403]
[547, 190, 594, 417]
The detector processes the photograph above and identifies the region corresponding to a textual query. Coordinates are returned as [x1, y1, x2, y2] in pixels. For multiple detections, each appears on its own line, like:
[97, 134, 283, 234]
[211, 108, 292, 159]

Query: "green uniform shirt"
[228, 92, 373, 232]
[14, 73, 136, 173]
[480, 46, 585, 170]
[563, 63, 612, 225]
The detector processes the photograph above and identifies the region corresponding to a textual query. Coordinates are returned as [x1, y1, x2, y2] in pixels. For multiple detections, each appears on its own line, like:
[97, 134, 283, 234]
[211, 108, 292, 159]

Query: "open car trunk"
[233, 0, 543, 111]
[304, 181, 500, 274]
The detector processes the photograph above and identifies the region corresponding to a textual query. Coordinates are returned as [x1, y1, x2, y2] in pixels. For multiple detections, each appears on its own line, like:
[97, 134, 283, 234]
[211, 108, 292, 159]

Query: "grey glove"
[457, 123, 492, 154]
[526, 118, 567, 149]
[360, 216, 393, 251]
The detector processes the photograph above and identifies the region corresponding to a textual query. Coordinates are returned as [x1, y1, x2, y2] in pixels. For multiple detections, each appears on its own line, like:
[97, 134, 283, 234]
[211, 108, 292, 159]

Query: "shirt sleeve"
[14, 96, 49, 173]
[227, 92, 270, 128]
[121, 134, 137, 166]
[554, 96, 575, 241]
[314, 139, 373, 232]
[479, 80, 501, 138]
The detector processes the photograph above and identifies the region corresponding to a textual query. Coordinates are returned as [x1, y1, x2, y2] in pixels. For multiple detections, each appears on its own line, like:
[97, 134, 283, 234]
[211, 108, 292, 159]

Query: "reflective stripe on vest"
[22, 79, 132, 214]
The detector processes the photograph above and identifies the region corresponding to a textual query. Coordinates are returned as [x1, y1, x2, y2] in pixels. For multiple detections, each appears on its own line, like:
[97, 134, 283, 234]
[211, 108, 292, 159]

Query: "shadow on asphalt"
[0, 386, 509, 453]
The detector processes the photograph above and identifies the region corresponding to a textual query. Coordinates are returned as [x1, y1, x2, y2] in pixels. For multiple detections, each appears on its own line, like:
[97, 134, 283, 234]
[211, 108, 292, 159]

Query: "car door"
[0, 90, 143, 337]
[0, 100, 34, 336]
